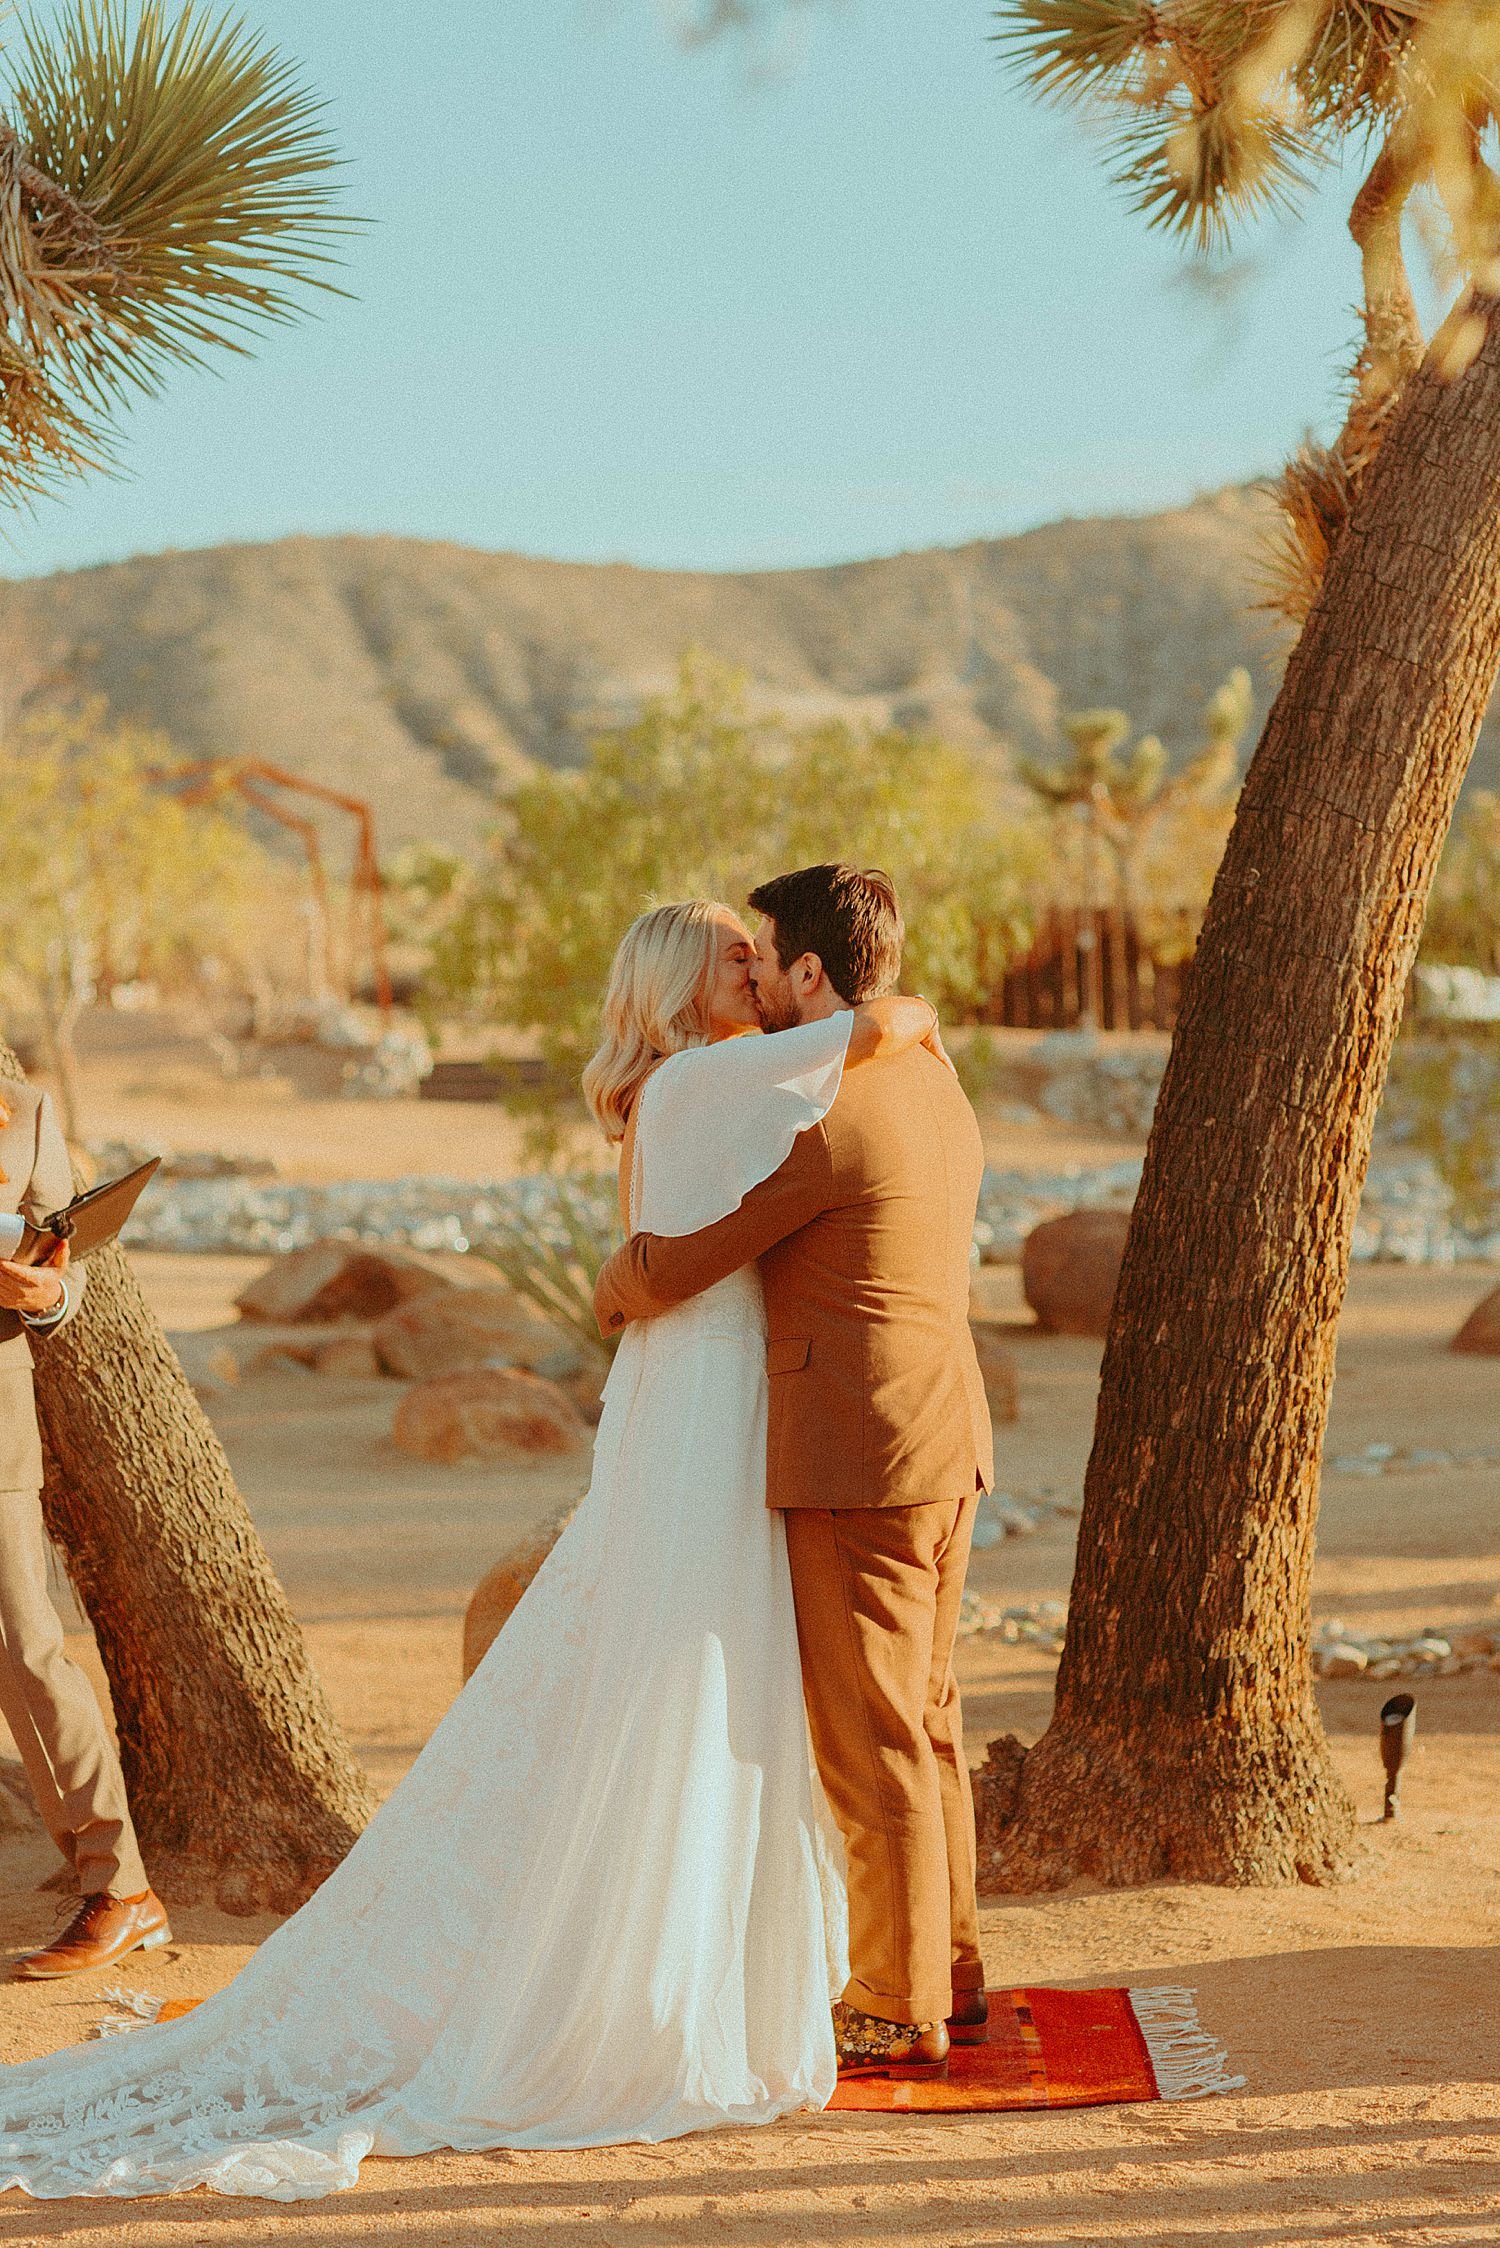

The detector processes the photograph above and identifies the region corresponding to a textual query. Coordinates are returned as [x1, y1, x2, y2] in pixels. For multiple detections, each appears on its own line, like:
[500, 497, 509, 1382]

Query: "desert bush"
[0, 702, 270, 1134]
[470, 1173, 621, 1358]
[425, 657, 1044, 1144]
[1421, 792, 1500, 974]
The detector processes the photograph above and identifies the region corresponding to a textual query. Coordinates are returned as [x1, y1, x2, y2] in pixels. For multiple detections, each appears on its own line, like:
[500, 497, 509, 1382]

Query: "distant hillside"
[4, 491, 1492, 850]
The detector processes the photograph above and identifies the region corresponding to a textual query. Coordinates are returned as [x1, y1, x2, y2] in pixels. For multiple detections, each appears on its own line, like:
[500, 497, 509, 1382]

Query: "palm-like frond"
[0, 1, 353, 504]
[6, 1, 351, 406]
[1292, 2, 1432, 130]
[992, 1, 1163, 107]
[1114, 93, 1313, 247]
[0, 330, 112, 496]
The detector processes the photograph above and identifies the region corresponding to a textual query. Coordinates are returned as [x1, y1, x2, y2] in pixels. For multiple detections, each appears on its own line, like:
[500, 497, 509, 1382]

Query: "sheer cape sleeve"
[631, 1015, 852, 1238]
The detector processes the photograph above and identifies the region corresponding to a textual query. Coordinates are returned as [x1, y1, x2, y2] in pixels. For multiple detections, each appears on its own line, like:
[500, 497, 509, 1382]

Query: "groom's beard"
[752, 981, 800, 1034]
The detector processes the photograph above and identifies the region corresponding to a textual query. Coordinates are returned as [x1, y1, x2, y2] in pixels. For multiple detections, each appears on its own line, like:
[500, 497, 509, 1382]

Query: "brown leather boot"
[833, 2001, 949, 2080]
[947, 1988, 990, 2046]
[13, 1890, 171, 1980]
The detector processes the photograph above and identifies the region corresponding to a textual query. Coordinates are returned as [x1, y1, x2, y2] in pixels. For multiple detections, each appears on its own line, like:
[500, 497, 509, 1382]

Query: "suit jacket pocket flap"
[766, 1337, 810, 1375]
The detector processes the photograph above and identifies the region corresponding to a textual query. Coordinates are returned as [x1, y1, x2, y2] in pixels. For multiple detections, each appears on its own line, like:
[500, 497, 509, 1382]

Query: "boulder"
[970, 1325, 1020, 1424]
[391, 1368, 593, 1467]
[1452, 1284, 1500, 1355]
[313, 1334, 383, 1378]
[1021, 1209, 1132, 1337]
[372, 1287, 578, 1381]
[236, 1239, 459, 1325]
[461, 1503, 579, 1680]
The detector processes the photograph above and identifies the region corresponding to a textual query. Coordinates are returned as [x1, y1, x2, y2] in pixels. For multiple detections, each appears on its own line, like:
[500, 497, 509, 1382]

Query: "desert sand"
[0, 1076, 1495, 2246]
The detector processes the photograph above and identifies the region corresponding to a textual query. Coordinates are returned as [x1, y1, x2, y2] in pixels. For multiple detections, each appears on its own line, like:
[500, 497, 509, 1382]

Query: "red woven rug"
[99, 1985, 1242, 2118]
[826, 1985, 1243, 2113]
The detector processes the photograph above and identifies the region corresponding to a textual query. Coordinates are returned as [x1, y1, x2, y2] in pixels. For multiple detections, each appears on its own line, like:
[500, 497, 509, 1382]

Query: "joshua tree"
[0, 1, 374, 1909]
[980, 2, 1500, 1888]
[1018, 675, 1249, 1018]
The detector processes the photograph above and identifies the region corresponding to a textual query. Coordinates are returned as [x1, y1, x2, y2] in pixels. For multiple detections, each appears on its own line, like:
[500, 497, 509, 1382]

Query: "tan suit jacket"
[596, 1044, 993, 1510]
[0, 1084, 84, 1490]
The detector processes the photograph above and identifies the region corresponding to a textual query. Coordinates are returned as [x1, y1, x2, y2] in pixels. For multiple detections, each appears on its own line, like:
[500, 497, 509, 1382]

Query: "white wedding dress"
[0, 1015, 855, 2202]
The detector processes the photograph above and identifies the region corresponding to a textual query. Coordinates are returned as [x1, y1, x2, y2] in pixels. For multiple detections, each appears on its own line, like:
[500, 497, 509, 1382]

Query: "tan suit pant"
[0, 1486, 147, 1897]
[784, 1491, 984, 2026]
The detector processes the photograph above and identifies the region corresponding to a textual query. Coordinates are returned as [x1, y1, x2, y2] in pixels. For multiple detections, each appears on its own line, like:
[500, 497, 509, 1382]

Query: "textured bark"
[0, 1038, 375, 1911]
[983, 300, 1500, 1891]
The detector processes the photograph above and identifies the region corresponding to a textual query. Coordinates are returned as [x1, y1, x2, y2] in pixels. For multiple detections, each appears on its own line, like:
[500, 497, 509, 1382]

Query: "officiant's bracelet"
[19, 1277, 69, 1331]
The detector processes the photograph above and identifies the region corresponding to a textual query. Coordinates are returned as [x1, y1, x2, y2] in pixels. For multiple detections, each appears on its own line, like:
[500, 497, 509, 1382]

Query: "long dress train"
[0, 1014, 854, 2201]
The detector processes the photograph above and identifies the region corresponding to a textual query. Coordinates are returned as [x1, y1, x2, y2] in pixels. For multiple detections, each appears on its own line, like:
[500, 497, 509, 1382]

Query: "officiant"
[0, 1081, 169, 1979]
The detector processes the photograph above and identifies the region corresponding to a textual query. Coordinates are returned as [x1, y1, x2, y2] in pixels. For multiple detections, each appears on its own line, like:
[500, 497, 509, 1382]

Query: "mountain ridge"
[5, 489, 1491, 849]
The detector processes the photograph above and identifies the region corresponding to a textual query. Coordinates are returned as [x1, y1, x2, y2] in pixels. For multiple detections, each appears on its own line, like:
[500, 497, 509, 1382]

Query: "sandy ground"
[0, 1075, 1496, 2242]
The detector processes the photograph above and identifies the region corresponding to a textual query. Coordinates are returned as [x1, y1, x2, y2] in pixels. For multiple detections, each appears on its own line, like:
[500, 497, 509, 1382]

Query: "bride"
[0, 898, 945, 2202]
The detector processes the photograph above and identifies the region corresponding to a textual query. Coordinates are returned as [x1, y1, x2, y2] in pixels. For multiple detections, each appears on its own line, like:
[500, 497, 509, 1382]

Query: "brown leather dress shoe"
[947, 1988, 990, 2046]
[13, 1890, 171, 1981]
[833, 2001, 950, 2080]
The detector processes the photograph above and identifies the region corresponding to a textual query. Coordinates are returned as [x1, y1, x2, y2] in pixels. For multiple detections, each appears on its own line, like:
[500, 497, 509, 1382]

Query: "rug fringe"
[1128, 1984, 1245, 2100]
[91, 1987, 167, 2039]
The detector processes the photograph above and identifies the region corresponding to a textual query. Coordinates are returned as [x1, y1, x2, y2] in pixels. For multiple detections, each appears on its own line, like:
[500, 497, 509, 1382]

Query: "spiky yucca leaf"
[0, 331, 112, 497]
[1, 0, 350, 426]
[992, 0, 1162, 106]
[1254, 440, 1360, 625]
[1126, 95, 1312, 246]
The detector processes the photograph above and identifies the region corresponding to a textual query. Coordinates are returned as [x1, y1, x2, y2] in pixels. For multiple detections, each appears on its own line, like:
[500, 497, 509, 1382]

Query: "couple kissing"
[0, 862, 993, 2202]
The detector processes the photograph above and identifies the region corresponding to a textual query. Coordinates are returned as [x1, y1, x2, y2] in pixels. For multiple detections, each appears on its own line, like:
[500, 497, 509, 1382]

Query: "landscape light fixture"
[1379, 1693, 1416, 1820]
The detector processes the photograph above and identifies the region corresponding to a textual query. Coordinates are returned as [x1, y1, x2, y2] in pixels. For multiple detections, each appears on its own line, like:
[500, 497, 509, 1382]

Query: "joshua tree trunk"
[980, 301, 1500, 1890]
[0, 1037, 375, 1911]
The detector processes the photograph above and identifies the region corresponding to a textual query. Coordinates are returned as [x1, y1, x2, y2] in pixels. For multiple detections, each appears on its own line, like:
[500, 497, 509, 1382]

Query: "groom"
[595, 863, 993, 2079]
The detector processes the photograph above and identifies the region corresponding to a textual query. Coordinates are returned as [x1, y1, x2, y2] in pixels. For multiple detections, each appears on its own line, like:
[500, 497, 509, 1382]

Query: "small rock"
[249, 1343, 317, 1376]
[204, 1346, 241, 1388]
[970, 1325, 1020, 1423]
[236, 1239, 459, 1325]
[1452, 1284, 1500, 1354]
[313, 1334, 382, 1378]
[1319, 1645, 1369, 1679]
[391, 1368, 593, 1467]
[373, 1287, 578, 1382]
[1020, 1209, 1131, 1337]
[462, 1503, 579, 1679]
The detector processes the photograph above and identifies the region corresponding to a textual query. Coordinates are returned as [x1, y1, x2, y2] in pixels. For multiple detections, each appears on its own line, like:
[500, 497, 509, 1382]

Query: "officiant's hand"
[0, 1239, 68, 1317]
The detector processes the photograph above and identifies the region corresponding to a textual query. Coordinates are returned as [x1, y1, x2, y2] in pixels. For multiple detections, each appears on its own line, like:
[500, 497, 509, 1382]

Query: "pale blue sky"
[11, 0, 1369, 578]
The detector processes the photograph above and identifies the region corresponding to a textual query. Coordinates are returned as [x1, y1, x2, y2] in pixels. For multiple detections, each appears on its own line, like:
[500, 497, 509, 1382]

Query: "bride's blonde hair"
[583, 900, 729, 1141]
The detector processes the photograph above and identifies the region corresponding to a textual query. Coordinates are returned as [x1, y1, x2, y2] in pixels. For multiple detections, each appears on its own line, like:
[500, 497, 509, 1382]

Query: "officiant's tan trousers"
[784, 1490, 985, 2028]
[0, 1484, 147, 1897]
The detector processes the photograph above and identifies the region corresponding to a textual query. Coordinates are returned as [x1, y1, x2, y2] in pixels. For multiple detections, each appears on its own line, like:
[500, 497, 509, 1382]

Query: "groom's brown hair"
[747, 864, 904, 1004]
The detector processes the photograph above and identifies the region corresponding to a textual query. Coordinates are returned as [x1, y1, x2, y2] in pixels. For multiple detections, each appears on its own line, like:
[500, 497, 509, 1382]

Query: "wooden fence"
[988, 908, 1195, 1033]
